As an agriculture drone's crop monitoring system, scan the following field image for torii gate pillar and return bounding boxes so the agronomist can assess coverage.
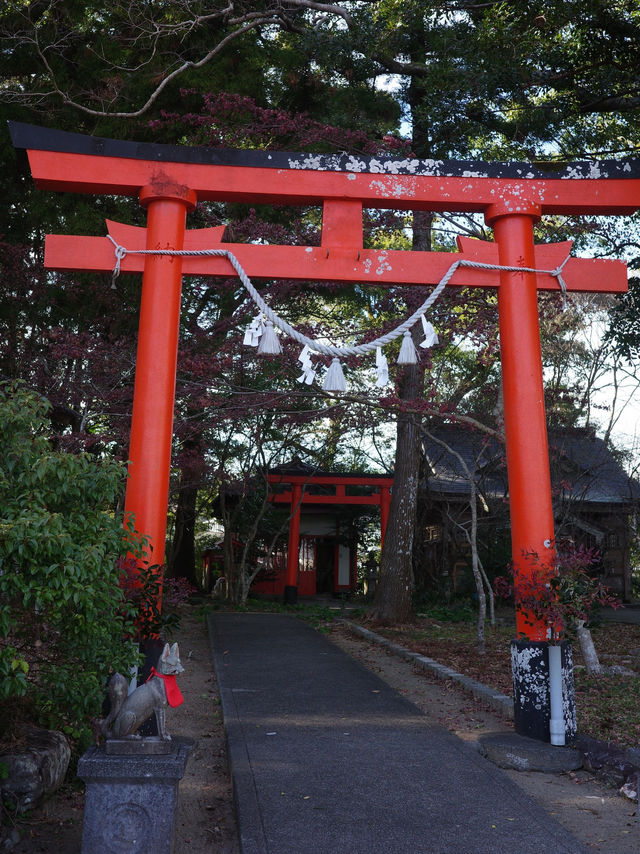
[486,202,556,640]
[124,184,196,570]
[284,484,303,604]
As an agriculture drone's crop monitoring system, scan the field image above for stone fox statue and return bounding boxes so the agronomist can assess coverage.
[97,642,184,741]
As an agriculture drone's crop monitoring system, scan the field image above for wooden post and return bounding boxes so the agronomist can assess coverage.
[485,202,556,641]
[284,484,302,604]
[380,486,391,552]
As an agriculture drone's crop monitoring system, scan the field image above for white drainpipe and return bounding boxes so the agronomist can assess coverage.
[548,644,565,746]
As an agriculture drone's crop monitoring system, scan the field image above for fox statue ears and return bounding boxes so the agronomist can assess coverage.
[161,642,179,660]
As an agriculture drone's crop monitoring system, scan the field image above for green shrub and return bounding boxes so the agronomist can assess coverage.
[0,382,141,747]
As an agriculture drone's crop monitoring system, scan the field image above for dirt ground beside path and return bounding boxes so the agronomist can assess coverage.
[5,607,638,853]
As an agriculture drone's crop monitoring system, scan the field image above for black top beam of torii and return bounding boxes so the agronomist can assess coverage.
[9,120,640,181]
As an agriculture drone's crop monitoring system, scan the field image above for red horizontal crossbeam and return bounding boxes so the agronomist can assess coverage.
[24,148,640,216]
[44,221,627,292]
[268,473,393,506]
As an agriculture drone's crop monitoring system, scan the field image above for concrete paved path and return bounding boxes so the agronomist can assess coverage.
[208,612,587,854]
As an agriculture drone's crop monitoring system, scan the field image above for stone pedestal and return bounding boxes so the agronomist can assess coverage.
[77,737,192,854]
[510,639,576,743]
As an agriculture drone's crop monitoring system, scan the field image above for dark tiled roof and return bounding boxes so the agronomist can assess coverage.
[549,431,640,504]
[423,426,640,506]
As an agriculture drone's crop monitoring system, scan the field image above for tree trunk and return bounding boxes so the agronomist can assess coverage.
[468,474,486,654]
[371,376,424,622]
[425,427,490,651]
[168,476,199,586]
[576,621,604,676]
[372,211,432,623]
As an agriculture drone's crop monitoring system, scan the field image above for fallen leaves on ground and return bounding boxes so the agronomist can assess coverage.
[360,612,640,748]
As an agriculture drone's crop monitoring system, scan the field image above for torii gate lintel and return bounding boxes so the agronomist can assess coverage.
[45,216,625,292]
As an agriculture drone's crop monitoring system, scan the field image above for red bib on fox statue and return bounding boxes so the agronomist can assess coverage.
[147,667,184,708]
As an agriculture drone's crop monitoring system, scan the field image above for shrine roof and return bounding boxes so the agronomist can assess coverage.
[425,425,640,509]
[9,121,640,181]
[269,459,391,479]
[268,460,392,489]
[424,425,640,506]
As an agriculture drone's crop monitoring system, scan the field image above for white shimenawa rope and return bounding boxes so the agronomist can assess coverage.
[107,234,571,391]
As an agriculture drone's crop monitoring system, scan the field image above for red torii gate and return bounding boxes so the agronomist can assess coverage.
[10,123,635,640]
[268,470,393,600]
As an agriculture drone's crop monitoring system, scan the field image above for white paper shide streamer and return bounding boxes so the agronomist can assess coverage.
[243,314,264,347]
[297,346,316,385]
[375,347,389,388]
[420,316,438,348]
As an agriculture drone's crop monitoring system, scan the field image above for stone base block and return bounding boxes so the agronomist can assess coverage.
[77,737,192,854]
[105,737,173,756]
[284,585,298,605]
[510,639,576,744]
[478,731,582,773]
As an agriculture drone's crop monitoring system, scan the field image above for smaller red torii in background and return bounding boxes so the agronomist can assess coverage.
[268,471,393,602]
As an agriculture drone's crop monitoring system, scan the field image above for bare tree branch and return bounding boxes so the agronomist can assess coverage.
[284,0,352,26]
[424,427,493,651]
[1,0,353,119]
